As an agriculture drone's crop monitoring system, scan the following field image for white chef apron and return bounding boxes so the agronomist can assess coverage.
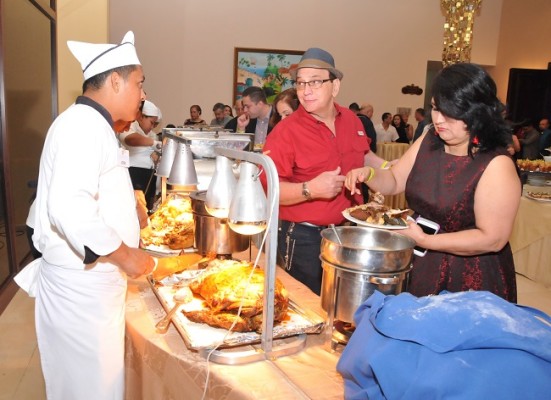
[35,259,127,400]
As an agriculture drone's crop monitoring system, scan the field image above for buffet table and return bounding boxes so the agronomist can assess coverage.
[124,264,344,400]
[510,185,551,288]
[375,142,410,209]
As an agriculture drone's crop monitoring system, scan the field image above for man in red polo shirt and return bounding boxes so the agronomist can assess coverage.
[263,48,387,294]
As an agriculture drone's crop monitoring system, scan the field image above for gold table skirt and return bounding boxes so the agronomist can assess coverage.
[124,264,343,399]
[375,142,410,209]
[510,185,551,288]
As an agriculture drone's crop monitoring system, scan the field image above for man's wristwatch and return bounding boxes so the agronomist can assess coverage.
[302,182,312,201]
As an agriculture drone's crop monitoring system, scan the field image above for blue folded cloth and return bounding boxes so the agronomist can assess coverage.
[337,290,551,400]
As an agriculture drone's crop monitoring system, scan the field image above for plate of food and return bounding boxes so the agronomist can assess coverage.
[342,202,413,230]
[524,191,551,202]
[141,196,195,254]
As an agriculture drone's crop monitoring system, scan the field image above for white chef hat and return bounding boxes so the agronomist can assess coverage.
[67,31,141,81]
[142,100,160,118]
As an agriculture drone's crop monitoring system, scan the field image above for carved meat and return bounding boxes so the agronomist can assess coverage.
[183,261,289,332]
[348,202,412,226]
[141,196,194,249]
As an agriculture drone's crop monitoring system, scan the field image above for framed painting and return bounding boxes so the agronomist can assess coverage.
[233,47,304,104]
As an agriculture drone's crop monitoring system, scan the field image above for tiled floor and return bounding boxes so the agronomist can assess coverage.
[0,274,550,400]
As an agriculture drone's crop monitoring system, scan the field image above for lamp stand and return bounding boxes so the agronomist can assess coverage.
[200,148,306,365]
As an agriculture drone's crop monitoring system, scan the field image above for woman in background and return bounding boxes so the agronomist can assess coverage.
[346,63,520,302]
[224,104,234,118]
[183,105,206,126]
[269,88,299,128]
[392,114,410,143]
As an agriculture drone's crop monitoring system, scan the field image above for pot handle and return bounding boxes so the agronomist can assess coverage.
[368,275,400,285]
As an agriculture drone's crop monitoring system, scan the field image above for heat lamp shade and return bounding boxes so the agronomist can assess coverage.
[156,137,178,178]
[228,162,267,235]
[205,155,237,219]
[167,142,198,186]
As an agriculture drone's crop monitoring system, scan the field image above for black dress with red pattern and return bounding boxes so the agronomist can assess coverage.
[405,132,517,302]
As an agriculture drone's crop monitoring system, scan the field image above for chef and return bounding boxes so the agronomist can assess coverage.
[119,99,162,211]
[15,31,155,399]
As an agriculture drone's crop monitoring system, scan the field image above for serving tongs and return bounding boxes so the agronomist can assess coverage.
[171,257,213,288]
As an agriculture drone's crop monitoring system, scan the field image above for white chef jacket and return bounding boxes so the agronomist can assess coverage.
[28,96,140,400]
[118,120,157,169]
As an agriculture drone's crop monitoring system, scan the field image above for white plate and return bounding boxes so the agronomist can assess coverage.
[342,210,408,230]
[143,244,183,255]
[524,192,551,203]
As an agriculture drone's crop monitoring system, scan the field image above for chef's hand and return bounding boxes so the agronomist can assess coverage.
[152,140,162,151]
[308,167,345,200]
[236,113,250,132]
[106,242,155,279]
[345,166,371,195]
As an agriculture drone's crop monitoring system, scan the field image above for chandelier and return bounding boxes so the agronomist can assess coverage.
[441,0,483,66]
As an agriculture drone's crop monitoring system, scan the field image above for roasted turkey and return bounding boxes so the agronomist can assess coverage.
[183,260,289,332]
[141,196,195,249]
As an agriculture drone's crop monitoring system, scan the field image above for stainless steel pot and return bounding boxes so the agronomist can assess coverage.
[190,190,249,255]
[320,226,415,323]
[320,226,415,273]
[321,259,411,323]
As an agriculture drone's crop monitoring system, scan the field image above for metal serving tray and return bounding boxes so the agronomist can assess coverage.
[162,128,253,159]
[147,271,325,351]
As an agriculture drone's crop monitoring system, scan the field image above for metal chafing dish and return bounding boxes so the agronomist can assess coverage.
[320,226,415,348]
[162,127,254,159]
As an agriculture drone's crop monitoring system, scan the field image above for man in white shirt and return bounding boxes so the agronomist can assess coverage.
[375,112,399,143]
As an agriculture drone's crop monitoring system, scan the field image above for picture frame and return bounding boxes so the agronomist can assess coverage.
[233,47,304,104]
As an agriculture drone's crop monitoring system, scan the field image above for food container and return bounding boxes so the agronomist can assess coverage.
[175,130,253,159]
[190,190,249,255]
[320,226,414,323]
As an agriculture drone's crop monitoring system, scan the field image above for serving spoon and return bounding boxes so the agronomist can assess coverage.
[155,288,192,334]
[329,224,343,245]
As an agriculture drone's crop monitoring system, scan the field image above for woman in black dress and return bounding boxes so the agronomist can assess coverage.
[345,63,520,302]
[392,114,410,143]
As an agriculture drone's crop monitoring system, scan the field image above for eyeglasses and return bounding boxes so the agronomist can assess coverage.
[294,79,334,90]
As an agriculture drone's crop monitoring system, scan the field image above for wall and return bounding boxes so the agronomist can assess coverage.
[108,0,502,127]
[491,0,551,106]
[3,0,53,228]
[57,0,109,111]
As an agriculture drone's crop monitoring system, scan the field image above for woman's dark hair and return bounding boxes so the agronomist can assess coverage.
[224,104,234,117]
[190,104,202,115]
[269,88,299,128]
[431,63,510,157]
[392,114,406,128]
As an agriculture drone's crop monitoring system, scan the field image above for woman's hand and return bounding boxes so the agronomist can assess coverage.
[344,166,371,195]
[398,218,427,247]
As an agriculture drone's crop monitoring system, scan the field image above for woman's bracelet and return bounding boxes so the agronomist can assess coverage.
[380,160,389,169]
[365,167,375,183]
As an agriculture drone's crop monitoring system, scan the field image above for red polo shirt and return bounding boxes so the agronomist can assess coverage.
[263,103,369,226]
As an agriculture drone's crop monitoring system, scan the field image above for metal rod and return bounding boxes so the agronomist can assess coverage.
[215,147,279,355]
